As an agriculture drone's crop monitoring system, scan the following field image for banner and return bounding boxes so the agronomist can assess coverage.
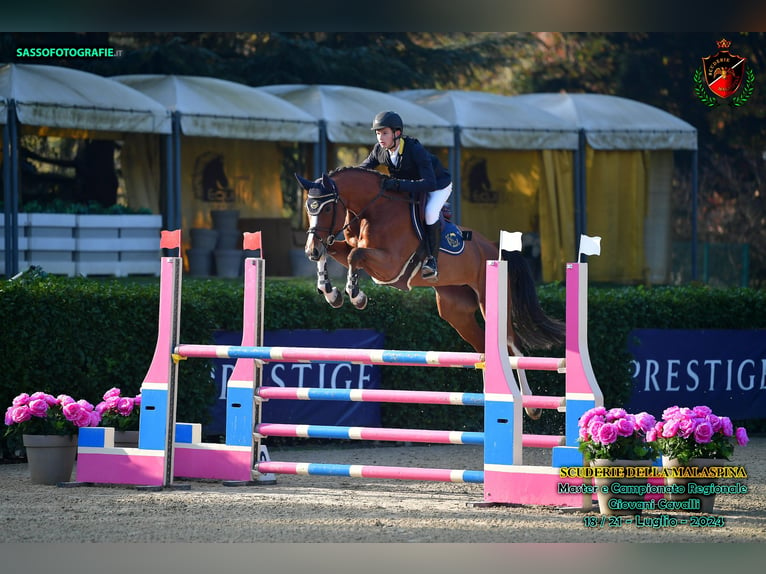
[207,329,384,435]
[626,329,766,419]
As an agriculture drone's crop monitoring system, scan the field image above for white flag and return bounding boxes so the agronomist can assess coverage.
[579,234,601,261]
[499,230,523,254]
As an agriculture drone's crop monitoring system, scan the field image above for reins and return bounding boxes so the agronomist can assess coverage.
[307,173,418,247]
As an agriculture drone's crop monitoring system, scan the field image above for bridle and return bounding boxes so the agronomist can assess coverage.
[304,174,393,251]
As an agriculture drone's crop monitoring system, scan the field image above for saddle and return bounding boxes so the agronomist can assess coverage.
[409,196,467,256]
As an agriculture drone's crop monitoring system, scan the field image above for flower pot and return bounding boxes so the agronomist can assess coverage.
[215,249,243,278]
[210,209,240,231]
[592,458,653,516]
[189,228,219,251]
[22,434,78,485]
[187,248,214,277]
[662,456,719,513]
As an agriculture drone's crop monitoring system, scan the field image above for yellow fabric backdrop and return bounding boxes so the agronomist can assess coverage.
[539,150,575,282]
[180,137,284,230]
[585,149,649,283]
[460,149,574,282]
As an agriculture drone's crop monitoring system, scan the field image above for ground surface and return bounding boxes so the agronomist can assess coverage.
[0,438,763,543]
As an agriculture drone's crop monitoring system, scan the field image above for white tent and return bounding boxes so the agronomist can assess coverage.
[395,89,579,150]
[258,84,454,176]
[112,74,318,142]
[1,64,171,133]
[1,63,172,277]
[394,89,580,230]
[510,93,697,150]
[111,75,324,275]
[511,93,698,283]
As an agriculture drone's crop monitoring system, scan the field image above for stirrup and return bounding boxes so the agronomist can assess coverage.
[422,258,438,280]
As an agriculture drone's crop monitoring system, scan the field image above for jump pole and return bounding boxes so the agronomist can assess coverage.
[173,237,603,508]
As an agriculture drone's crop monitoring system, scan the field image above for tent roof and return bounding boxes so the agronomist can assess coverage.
[0,64,171,134]
[258,84,454,147]
[511,93,698,150]
[394,89,579,150]
[111,75,318,142]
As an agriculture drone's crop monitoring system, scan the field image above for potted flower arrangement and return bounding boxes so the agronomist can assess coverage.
[3,392,100,484]
[653,405,749,513]
[577,406,660,516]
[95,387,141,447]
[653,405,749,465]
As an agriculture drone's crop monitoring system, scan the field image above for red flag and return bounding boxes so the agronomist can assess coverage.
[160,229,181,250]
[243,231,262,255]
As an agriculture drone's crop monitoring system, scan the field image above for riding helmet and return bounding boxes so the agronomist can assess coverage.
[371,111,403,132]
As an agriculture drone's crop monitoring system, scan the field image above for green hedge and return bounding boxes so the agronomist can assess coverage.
[2,268,765,457]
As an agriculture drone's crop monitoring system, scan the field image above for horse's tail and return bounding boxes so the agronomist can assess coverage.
[501,250,566,351]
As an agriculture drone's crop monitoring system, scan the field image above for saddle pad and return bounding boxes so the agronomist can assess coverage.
[409,201,465,256]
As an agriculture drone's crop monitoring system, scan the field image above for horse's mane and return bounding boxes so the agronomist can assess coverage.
[327,166,386,180]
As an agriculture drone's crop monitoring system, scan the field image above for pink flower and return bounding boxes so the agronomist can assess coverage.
[634,412,656,433]
[661,406,681,420]
[57,394,75,406]
[104,395,120,410]
[10,405,31,424]
[27,398,50,418]
[116,397,134,417]
[693,421,713,443]
[95,402,109,415]
[89,411,102,427]
[133,395,141,407]
[605,408,627,422]
[645,428,657,442]
[103,387,122,400]
[661,419,680,438]
[720,417,734,437]
[735,427,749,447]
[677,417,696,439]
[62,401,84,423]
[4,407,13,426]
[615,417,635,437]
[597,423,618,445]
[692,405,712,417]
[12,393,30,407]
[578,406,606,430]
[707,414,721,433]
[588,420,604,441]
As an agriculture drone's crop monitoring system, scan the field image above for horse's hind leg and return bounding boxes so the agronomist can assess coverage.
[433,285,486,353]
[440,285,542,420]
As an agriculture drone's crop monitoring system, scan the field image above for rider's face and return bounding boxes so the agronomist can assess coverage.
[375,127,398,150]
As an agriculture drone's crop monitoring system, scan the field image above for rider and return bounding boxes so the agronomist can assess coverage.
[358,111,452,281]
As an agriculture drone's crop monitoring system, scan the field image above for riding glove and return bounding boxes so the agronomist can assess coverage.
[382,178,400,191]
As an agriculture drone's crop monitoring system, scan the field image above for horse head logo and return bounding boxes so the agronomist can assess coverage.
[193,152,234,202]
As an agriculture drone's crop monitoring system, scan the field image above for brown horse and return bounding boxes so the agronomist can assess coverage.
[295,167,565,414]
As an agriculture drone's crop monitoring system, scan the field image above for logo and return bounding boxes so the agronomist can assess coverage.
[693,38,755,108]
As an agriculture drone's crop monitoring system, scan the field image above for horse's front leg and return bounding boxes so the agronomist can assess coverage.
[315,254,343,308]
[345,267,368,310]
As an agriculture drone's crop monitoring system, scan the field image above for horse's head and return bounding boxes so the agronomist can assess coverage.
[295,172,343,261]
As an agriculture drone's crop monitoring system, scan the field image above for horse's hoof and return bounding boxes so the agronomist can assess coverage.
[326,288,344,308]
[525,408,543,420]
[351,292,368,310]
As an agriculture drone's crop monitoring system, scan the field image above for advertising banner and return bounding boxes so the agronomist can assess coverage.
[207,329,384,435]
[626,329,766,420]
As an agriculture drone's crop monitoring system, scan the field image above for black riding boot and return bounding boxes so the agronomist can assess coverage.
[422,222,441,281]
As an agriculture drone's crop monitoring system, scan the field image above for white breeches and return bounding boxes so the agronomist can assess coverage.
[425,183,452,225]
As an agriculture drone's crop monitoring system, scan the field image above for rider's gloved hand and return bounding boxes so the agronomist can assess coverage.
[382,178,400,191]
